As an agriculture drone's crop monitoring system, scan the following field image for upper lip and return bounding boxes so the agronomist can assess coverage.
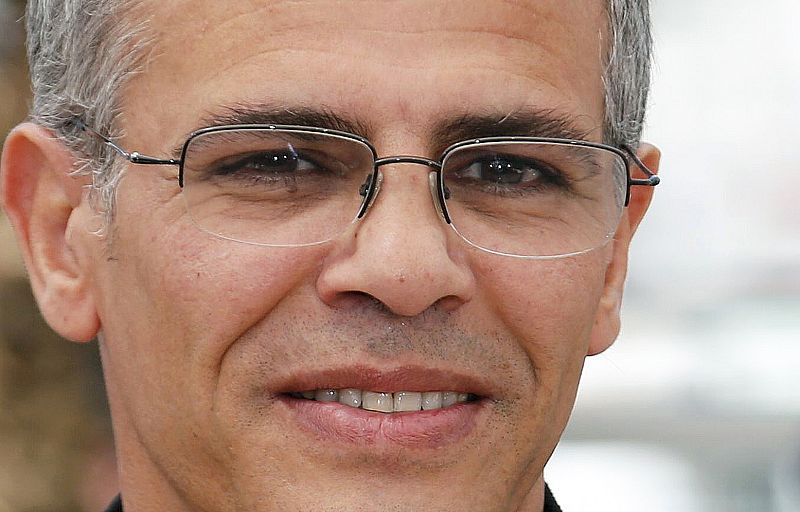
[273,364,498,399]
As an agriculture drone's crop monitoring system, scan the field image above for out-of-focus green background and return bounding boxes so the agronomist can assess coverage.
[1,1,798,511]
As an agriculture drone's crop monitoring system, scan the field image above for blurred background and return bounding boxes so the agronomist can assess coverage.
[1,1,119,511]
[1,0,798,511]
[548,1,800,511]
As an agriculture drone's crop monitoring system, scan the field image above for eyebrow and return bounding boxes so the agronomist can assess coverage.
[173,103,593,157]
[430,109,594,154]
[171,103,372,157]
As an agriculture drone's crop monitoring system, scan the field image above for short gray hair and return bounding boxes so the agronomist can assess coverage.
[25,0,652,219]
[605,0,653,149]
[25,0,151,219]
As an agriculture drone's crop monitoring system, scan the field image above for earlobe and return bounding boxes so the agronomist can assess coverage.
[587,143,660,355]
[1,123,100,342]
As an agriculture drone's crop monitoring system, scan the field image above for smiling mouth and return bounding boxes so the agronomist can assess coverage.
[274,366,492,447]
[287,389,480,413]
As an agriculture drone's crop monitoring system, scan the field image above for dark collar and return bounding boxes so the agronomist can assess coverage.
[105,486,562,511]
[103,495,122,512]
[544,483,563,512]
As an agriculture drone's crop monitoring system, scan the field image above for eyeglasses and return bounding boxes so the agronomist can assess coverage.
[75,120,659,259]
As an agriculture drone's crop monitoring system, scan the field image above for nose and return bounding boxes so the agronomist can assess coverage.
[317,165,475,317]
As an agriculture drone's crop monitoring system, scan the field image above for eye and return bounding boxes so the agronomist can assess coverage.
[453,155,565,189]
[212,147,321,178]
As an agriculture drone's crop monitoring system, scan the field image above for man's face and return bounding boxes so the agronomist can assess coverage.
[70,1,637,510]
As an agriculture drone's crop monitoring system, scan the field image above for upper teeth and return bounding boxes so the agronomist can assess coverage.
[293,389,474,413]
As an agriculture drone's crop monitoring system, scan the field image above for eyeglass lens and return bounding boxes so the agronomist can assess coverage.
[180,128,628,256]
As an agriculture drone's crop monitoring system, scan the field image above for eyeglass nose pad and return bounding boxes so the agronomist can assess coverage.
[428,171,449,222]
[357,170,384,218]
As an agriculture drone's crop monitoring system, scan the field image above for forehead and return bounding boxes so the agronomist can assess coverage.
[123,0,607,146]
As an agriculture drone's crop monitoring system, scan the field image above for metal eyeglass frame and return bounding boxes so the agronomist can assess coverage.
[73,118,660,252]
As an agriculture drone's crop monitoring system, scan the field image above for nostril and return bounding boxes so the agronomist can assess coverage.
[434,295,467,313]
[325,291,395,315]
[321,284,467,319]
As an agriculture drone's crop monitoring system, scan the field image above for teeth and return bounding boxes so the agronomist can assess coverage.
[421,391,443,410]
[314,389,338,402]
[293,389,476,413]
[362,391,393,413]
[338,388,362,408]
[394,392,422,412]
[441,391,458,407]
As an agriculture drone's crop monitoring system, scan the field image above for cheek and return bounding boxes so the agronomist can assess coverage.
[132,239,322,358]
[103,174,316,345]
[473,251,608,378]
[488,254,604,328]
[95,182,327,392]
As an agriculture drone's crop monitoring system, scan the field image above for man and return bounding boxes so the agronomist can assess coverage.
[1,0,660,510]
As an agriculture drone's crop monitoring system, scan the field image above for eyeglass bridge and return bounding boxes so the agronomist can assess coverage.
[357,156,452,222]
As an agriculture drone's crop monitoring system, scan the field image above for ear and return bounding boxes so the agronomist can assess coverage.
[587,143,660,355]
[1,123,101,342]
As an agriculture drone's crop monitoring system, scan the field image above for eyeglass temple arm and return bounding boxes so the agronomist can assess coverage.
[622,145,660,188]
[72,118,181,166]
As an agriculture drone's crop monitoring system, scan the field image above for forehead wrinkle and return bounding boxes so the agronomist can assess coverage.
[361,0,606,58]
[181,41,587,122]
[159,0,601,69]
[190,55,582,130]
[151,0,605,87]
[174,32,564,80]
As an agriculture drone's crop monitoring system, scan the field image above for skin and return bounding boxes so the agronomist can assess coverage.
[1,1,659,511]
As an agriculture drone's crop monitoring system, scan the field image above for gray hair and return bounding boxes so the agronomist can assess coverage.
[605,0,653,149]
[25,0,652,220]
[25,0,151,219]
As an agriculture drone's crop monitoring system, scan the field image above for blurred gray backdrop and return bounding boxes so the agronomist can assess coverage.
[1,0,798,511]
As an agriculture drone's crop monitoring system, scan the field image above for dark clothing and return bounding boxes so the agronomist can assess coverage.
[105,485,562,511]
[544,484,563,512]
[104,495,122,512]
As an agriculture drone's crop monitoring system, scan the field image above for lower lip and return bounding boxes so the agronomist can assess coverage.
[279,396,485,448]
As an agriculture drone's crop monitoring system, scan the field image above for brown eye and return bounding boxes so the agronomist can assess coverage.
[211,149,319,178]
[452,155,564,189]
